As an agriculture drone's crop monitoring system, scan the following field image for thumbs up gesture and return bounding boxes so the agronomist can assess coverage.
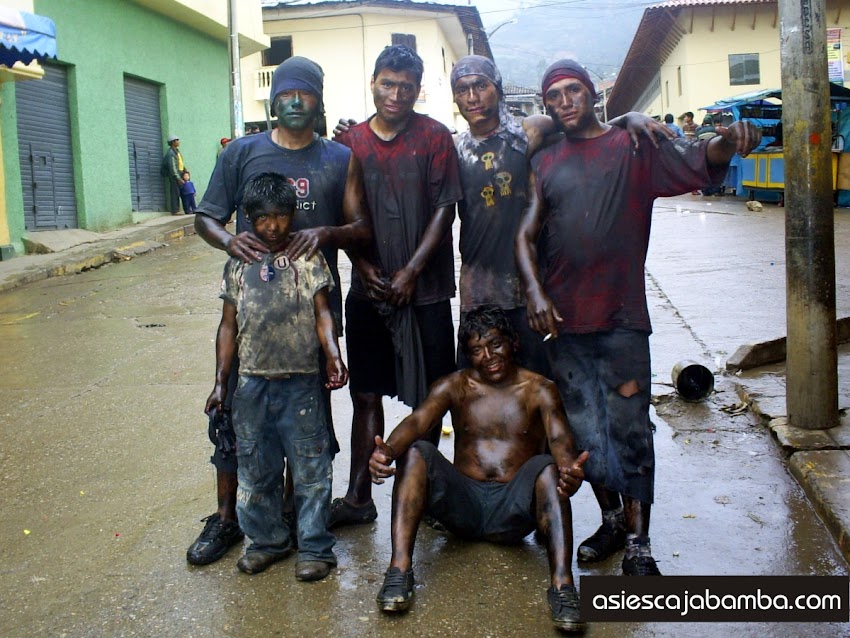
[557,450,589,497]
[369,435,397,485]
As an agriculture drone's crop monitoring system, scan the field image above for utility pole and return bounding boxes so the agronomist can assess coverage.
[227,0,244,140]
[779,0,838,429]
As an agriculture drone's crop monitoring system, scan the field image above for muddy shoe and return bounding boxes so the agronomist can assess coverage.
[328,497,377,529]
[577,520,626,563]
[622,554,662,576]
[622,537,661,576]
[295,560,333,582]
[547,585,586,633]
[237,547,294,575]
[186,513,243,566]
[376,567,415,612]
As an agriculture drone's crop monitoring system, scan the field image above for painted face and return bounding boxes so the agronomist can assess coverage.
[453,74,499,132]
[466,328,517,384]
[274,89,320,131]
[251,203,293,252]
[371,68,419,125]
[544,77,596,137]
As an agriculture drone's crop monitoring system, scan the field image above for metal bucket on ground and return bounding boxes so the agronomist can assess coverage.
[671,360,715,401]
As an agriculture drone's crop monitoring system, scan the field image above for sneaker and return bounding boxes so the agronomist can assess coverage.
[186,513,244,566]
[622,554,662,575]
[376,567,415,612]
[622,537,661,575]
[577,520,626,563]
[328,497,378,529]
[547,585,586,633]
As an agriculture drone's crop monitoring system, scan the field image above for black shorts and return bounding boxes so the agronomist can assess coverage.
[345,294,455,397]
[412,440,554,543]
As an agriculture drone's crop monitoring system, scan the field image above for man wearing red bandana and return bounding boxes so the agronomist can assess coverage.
[516,59,761,576]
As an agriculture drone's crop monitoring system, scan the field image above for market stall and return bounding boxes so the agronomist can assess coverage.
[700,83,850,204]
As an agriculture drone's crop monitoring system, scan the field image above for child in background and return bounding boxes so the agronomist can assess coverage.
[179,170,196,214]
[204,171,347,581]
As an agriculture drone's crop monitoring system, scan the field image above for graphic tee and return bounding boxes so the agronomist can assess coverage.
[198,132,350,324]
[219,250,333,377]
[456,130,529,312]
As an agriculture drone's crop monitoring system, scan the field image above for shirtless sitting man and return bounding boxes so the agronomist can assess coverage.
[368,307,590,633]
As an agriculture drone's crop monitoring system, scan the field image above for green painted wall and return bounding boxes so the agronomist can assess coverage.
[6,0,232,237]
[3,80,25,252]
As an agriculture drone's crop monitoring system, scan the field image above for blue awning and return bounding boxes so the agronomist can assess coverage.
[0,7,56,67]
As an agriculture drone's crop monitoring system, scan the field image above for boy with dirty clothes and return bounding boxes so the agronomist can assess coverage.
[204,171,347,582]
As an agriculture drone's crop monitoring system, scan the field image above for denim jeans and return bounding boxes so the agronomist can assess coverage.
[232,374,336,564]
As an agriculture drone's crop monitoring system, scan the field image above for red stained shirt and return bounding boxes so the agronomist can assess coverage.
[531,127,724,334]
[336,113,463,305]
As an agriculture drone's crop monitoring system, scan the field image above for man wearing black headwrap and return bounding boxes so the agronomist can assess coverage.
[516,58,761,577]
[187,56,371,580]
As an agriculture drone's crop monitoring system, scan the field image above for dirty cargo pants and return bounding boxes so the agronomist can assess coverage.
[232,374,336,564]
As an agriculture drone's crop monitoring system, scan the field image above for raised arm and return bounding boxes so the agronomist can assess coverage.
[515,171,563,337]
[368,375,456,483]
[706,120,762,165]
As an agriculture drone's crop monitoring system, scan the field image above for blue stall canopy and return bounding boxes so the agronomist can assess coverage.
[0,7,56,67]
[700,83,850,112]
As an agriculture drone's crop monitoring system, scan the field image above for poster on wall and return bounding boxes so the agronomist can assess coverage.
[828,28,844,85]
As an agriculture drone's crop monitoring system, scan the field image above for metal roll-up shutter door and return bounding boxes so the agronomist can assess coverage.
[124,77,165,212]
[16,63,77,230]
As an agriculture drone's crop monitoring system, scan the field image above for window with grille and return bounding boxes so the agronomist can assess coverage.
[729,53,760,86]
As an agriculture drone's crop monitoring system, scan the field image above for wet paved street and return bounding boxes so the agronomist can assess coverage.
[1,197,848,637]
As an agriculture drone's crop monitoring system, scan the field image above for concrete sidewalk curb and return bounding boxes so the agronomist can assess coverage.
[0,217,196,293]
[736,378,850,564]
[788,450,850,562]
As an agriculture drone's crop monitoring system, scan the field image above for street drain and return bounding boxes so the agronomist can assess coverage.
[139,323,165,328]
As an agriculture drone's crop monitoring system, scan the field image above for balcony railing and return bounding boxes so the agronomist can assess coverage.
[255,67,274,102]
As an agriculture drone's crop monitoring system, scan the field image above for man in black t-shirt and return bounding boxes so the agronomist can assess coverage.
[186,56,370,572]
